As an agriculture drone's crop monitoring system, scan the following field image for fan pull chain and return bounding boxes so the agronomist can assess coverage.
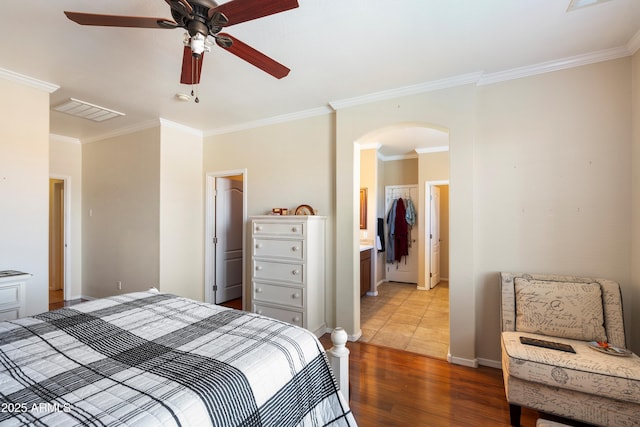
[191,56,200,103]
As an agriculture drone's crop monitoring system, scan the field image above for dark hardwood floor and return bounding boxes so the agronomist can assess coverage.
[48,289,87,311]
[219,297,243,310]
[319,335,593,427]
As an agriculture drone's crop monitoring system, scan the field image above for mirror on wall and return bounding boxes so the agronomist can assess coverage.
[359,188,367,229]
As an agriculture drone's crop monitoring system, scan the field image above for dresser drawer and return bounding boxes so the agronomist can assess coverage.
[253,238,304,260]
[253,282,304,308]
[0,308,19,321]
[253,304,303,327]
[253,221,304,237]
[253,261,304,284]
[0,284,20,306]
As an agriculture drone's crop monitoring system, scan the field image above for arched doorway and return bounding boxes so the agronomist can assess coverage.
[355,123,451,359]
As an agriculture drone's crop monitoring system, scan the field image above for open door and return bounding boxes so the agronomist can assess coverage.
[429,185,441,288]
[213,176,244,304]
[49,179,65,303]
[425,181,449,289]
[385,185,419,284]
[205,175,246,308]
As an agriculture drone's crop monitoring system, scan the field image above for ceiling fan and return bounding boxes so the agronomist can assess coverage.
[64,0,299,94]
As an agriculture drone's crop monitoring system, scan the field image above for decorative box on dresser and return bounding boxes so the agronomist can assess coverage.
[0,271,31,321]
[250,215,326,337]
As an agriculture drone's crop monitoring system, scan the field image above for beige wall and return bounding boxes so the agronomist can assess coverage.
[203,114,336,322]
[359,149,377,244]
[632,49,640,351]
[0,78,51,316]
[50,135,82,299]
[82,122,204,301]
[82,127,162,298]
[159,121,203,301]
[475,58,632,359]
[384,158,418,186]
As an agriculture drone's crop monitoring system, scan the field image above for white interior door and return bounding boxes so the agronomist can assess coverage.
[385,185,419,284]
[429,185,441,288]
[214,177,243,303]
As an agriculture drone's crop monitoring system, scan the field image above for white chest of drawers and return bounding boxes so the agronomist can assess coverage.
[250,215,326,336]
[0,271,30,321]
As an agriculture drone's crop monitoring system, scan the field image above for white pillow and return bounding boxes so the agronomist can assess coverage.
[514,278,606,342]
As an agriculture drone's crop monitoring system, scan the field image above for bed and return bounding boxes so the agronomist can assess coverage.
[0,290,356,426]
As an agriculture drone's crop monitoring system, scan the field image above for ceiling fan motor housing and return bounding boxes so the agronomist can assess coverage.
[170,0,222,57]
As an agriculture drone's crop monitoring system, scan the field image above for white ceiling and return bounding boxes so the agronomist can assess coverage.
[1,0,639,156]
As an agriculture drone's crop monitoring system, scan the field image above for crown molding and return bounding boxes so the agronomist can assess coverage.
[205,106,333,136]
[381,153,418,162]
[628,29,640,55]
[358,142,381,151]
[328,44,635,109]
[0,67,59,93]
[478,46,631,86]
[159,118,203,137]
[49,133,81,145]
[329,72,483,111]
[415,146,449,154]
[81,119,160,144]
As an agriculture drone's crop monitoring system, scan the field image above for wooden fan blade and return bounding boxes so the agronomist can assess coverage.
[208,0,299,27]
[180,46,205,85]
[216,33,290,79]
[64,11,176,29]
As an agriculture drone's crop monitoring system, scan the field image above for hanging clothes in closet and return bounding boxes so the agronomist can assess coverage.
[404,197,416,247]
[386,197,410,264]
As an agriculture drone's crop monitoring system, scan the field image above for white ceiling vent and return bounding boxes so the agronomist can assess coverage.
[567,0,612,11]
[52,98,125,122]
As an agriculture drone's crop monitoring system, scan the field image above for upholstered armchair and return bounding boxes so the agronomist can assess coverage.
[500,272,640,427]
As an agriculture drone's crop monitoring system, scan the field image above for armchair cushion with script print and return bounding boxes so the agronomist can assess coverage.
[514,278,607,342]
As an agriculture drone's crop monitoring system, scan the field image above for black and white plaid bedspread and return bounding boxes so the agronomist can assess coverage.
[0,291,356,426]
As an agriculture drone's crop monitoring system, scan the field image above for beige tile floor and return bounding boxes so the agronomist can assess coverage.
[360,281,450,360]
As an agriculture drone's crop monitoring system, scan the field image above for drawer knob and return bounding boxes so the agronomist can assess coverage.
[255,265,263,271]
[255,288,263,293]
[291,246,299,252]
[292,269,300,275]
[293,316,300,322]
[292,293,300,299]
[255,243,262,249]
[256,226,263,231]
[291,227,298,232]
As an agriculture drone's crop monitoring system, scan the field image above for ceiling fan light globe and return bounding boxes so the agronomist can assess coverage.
[190,32,206,56]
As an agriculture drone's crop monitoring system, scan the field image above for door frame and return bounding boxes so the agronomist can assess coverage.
[423,180,449,290]
[204,169,248,307]
[49,174,71,301]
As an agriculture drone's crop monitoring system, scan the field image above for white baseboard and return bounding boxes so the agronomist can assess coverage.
[348,329,362,342]
[477,358,502,369]
[448,354,479,368]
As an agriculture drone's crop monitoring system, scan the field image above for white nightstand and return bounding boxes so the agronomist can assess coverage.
[0,271,31,320]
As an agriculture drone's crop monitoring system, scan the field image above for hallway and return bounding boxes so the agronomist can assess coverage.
[360,281,449,360]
